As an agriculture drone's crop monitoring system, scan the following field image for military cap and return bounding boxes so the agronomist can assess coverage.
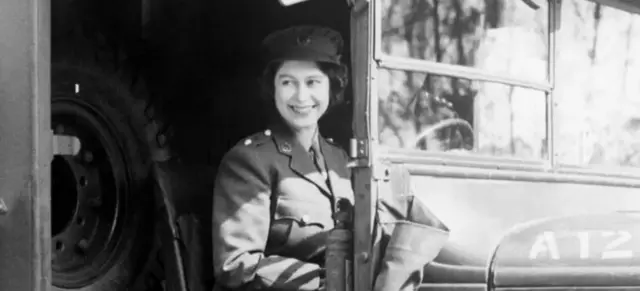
[262,25,344,65]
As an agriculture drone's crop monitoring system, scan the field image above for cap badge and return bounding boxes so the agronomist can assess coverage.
[297,35,312,46]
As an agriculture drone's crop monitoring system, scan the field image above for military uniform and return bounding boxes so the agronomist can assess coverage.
[212,123,354,291]
[212,25,351,291]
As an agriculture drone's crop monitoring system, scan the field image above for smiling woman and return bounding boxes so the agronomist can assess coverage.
[211,26,354,291]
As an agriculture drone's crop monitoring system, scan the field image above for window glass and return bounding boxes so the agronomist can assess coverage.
[554,1,640,167]
[379,0,549,82]
[378,68,548,159]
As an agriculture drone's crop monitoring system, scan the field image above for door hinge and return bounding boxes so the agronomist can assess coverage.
[349,138,368,159]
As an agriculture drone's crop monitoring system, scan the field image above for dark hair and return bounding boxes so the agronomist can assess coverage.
[259,61,349,123]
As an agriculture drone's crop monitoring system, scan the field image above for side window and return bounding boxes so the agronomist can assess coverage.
[377,0,550,159]
[554,1,640,167]
[380,0,549,82]
[378,70,548,159]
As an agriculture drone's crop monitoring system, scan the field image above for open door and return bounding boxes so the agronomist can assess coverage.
[349,0,454,290]
[347,1,376,291]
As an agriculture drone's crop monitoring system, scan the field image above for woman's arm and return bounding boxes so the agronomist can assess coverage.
[212,145,324,291]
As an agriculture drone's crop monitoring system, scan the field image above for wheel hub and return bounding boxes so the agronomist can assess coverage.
[51,99,129,288]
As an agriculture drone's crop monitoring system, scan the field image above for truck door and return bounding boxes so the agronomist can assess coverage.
[347,2,376,291]
[0,1,51,291]
[350,0,640,291]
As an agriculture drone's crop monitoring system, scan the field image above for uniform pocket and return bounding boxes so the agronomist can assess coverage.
[268,197,334,260]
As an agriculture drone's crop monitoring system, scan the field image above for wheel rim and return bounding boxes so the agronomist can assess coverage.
[51,97,131,288]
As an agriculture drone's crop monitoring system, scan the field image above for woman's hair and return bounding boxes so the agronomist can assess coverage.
[259,61,349,123]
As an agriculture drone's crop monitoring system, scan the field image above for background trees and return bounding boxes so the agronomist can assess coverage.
[378,0,640,167]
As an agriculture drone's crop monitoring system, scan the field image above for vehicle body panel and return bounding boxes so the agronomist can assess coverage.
[0,0,51,291]
[492,211,640,287]
[412,176,640,268]
[401,170,640,288]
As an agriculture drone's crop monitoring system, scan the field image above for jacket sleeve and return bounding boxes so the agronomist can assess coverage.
[212,145,323,291]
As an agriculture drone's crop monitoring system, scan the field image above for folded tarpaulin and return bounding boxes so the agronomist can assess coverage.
[370,166,450,291]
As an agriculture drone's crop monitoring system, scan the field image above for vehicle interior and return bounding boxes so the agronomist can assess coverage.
[41,0,640,290]
[170,1,354,288]
[49,0,353,290]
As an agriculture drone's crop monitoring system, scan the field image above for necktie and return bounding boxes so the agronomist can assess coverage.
[310,144,328,181]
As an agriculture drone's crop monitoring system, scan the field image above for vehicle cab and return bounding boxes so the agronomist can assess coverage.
[1,0,640,291]
[343,0,640,290]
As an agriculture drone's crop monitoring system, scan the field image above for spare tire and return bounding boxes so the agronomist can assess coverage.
[51,62,165,291]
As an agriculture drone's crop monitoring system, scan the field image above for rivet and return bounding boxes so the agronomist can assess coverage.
[357,252,369,262]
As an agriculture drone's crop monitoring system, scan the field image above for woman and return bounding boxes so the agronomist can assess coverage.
[212,25,354,291]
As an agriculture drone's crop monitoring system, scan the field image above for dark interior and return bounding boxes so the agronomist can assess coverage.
[51,2,353,287]
[52,0,353,168]
[192,0,354,167]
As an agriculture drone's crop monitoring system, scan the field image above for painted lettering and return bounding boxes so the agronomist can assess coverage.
[529,231,560,260]
[576,231,589,259]
[529,230,634,260]
[601,231,633,260]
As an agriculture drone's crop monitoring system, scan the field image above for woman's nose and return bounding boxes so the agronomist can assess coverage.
[293,84,311,101]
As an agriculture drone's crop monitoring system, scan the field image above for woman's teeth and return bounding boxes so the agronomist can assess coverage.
[290,105,316,114]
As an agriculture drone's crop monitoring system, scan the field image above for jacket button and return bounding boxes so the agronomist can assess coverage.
[300,215,310,225]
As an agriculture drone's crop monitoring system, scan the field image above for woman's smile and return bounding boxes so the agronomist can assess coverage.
[274,60,331,131]
[289,104,318,115]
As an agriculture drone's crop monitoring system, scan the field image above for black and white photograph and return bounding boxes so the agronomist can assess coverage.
[1,0,640,291]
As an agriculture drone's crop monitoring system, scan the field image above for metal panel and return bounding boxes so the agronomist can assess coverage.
[377,56,553,92]
[350,2,376,291]
[0,0,51,291]
[409,174,640,282]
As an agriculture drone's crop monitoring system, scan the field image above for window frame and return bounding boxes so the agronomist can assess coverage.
[372,0,555,165]
[370,0,640,180]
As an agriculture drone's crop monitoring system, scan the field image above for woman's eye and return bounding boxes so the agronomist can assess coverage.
[307,79,321,86]
[281,80,293,86]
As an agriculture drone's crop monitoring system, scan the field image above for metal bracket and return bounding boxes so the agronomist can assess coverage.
[372,162,391,181]
[349,138,368,160]
[351,0,369,14]
[53,134,81,157]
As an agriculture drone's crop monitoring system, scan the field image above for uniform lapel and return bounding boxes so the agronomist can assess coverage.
[271,125,332,196]
[319,137,342,195]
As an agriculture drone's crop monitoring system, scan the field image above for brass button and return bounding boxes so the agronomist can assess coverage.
[300,215,310,225]
[281,143,292,153]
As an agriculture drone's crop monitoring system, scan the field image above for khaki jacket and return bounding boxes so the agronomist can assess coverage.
[212,125,354,291]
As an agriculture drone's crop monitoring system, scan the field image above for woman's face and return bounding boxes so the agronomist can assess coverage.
[273,60,330,132]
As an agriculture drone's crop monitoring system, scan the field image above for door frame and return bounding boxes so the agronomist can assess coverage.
[0,0,51,290]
